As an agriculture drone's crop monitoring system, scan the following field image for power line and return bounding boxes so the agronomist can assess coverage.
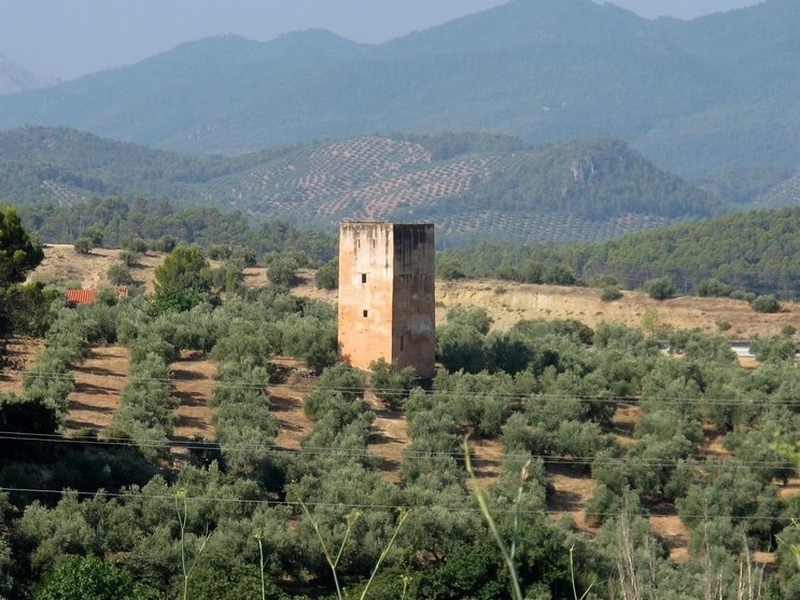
[11,370,800,408]
[0,431,795,473]
[0,485,794,522]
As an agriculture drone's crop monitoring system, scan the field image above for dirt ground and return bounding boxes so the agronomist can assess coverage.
[436,279,800,338]
[65,345,129,434]
[0,337,43,395]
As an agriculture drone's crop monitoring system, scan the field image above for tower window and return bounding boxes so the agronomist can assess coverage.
[362,310,368,318]
[361,273,367,284]
[400,335,404,352]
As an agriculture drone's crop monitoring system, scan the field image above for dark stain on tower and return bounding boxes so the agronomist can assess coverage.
[338,222,435,378]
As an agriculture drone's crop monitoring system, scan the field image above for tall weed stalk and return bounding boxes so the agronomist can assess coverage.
[298,498,408,600]
[463,437,595,600]
[175,488,212,600]
[463,436,526,600]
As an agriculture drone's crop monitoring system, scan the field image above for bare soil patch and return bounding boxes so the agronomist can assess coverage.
[65,345,129,434]
[0,336,43,395]
[547,463,597,532]
[365,391,409,482]
[436,279,800,338]
[171,351,217,445]
[270,358,315,451]
[470,438,505,487]
[648,503,691,563]
[611,402,640,448]
[31,244,164,292]
[779,477,800,500]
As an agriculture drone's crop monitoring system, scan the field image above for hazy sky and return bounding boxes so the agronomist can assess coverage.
[1,0,763,81]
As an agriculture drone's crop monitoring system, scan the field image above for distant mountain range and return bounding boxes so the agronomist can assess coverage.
[0,0,798,179]
[0,52,49,95]
[3,125,800,247]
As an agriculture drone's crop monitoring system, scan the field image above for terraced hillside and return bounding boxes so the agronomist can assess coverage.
[202,135,714,243]
[2,127,720,245]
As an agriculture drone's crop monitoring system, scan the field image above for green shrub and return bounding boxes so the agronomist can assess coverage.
[750,294,780,313]
[438,259,466,280]
[696,278,732,298]
[643,277,674,300]
[591,274,618,287]
[730,290,756,302]
[600,285,622,302]
[119,249,140,267]
[121,235,149,253]
[34,555,151,600]
[107,263,133,286]
[314,259,338,290]
[73,237,93,254]
[154,235,176,253]
[369,358,416,410]
[266,256,299,287]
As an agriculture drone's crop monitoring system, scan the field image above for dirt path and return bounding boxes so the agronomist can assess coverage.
[0,337,43,395]
[66,345,129,434]
[171,351,217,455]
[364,392,409,482]
[547,463,598,532]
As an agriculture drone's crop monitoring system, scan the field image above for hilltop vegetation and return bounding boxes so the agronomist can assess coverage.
[437,206,800,299]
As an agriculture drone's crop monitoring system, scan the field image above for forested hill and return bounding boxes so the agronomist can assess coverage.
[569,206,800,296]
[0,126,732,246]
[0,0,798,177]
[443,206,800,298]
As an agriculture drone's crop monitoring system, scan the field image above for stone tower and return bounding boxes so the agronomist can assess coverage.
[337,222,435,378]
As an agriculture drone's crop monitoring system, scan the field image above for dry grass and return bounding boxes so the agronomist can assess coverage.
[31,244,800,337]
[437,279,800,338]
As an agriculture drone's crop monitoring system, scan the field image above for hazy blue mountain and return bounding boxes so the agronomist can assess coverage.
[0,52,48,96]
[0,0,796,177]
[379,0,649,55]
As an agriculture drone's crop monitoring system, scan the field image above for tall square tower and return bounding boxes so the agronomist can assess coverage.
[338,222,435,378]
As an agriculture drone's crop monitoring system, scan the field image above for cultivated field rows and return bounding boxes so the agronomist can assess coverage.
[10,245,800,569]
[0,337,722,564]
[1,332,696,559]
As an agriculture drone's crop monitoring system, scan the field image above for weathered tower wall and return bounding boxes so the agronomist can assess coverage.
[390,224,435,377]
[337,222,435,378]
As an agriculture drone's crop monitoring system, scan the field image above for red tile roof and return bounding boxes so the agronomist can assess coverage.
[65,289,97,306]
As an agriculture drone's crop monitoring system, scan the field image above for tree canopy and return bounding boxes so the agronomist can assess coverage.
[0,205,43,284]
[153,244,211,296]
